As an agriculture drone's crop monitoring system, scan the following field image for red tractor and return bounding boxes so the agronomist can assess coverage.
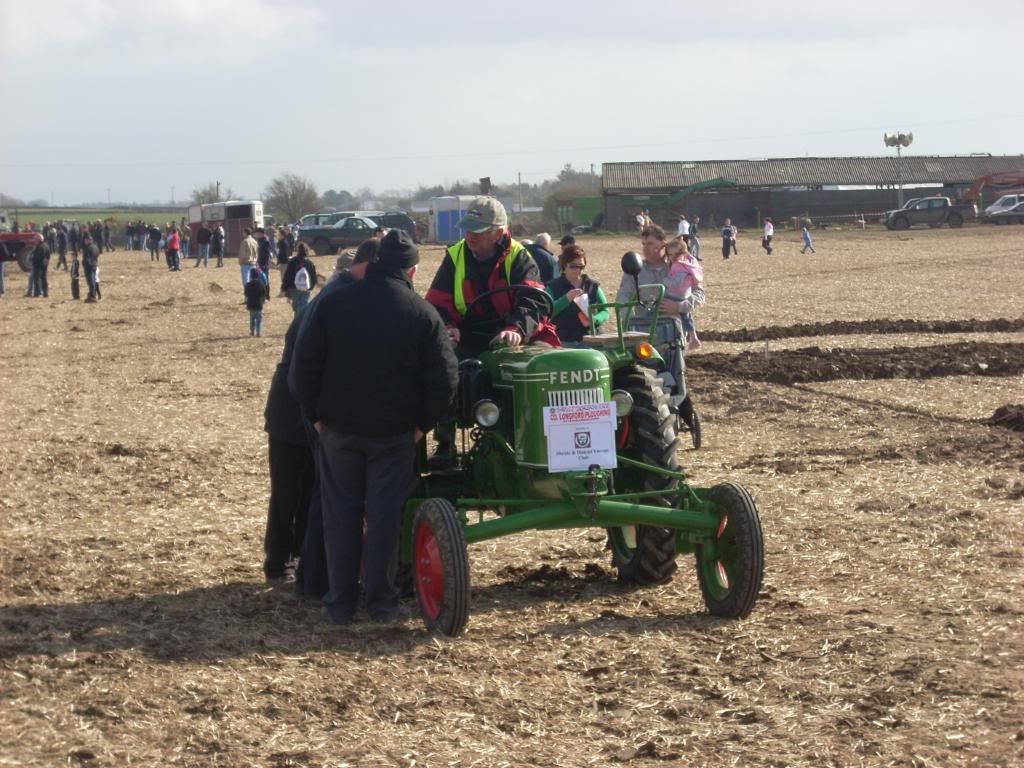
[0,231,43,272]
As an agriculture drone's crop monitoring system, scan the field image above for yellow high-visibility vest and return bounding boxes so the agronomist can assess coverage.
[448,239,524,316]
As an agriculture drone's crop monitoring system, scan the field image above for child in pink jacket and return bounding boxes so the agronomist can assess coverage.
[665,238,704,351]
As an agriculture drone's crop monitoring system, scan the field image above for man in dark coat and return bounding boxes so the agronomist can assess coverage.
[289,236,381,601]
[263,309,316,584]
[290,229,457,625]
[523,233,558,284]
[81,234,100,302]
[28,240,51,298]
[195,222,213,268]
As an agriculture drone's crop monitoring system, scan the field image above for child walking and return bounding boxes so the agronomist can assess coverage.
[801,223,816,254]
[244,267,266,337]
[665,238,704,351]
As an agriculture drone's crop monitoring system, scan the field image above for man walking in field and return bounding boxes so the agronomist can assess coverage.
[238,228,259,288]
[762,218,774,255]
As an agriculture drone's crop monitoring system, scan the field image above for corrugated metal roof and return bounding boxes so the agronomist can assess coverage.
[602,155,1024,191]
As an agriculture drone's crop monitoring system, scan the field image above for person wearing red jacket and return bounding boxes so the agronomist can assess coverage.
[425,196,556,356]
[424,196,558,462]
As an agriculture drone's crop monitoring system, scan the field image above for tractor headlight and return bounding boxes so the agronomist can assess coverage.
[474,399,501,428]
[610,390,634,417]
[635,342,655,361]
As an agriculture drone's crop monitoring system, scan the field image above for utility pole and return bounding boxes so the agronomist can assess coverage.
[171,186,176,205]
[106,188,111,206]
[50,190,54,206]
[216,180,221,201]
[518,172,524,213]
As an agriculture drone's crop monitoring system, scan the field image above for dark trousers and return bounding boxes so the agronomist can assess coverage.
[264,435,315,578]
[57,249,67,270]
[71,276,80,300]
[722,241,731,259]
[29,266,47,296]
[296,423,329,599]
[762,235,773,254]
[84,263,97,300]
[318,429,415,620]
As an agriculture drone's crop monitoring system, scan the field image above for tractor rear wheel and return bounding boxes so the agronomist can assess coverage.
[16,247,33,273]
[413,498,470,636]
[695,482,764,619]
[607,366,680,585]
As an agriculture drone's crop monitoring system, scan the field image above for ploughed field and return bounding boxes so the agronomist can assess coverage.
[1,225,1022,767]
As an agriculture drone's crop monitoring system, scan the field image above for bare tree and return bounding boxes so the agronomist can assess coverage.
[263,173,320,223]
[190,181,235,205]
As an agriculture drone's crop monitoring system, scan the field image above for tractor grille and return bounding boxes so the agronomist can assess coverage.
[547,388,604,407]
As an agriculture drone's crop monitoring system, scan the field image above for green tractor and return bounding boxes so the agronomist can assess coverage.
[403,253,764,636]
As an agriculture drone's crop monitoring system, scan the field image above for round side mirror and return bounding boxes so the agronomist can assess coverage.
[620,251,643,276]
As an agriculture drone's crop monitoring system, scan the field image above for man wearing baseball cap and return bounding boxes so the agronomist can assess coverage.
[425,195,555,354]
[424,195,558,462]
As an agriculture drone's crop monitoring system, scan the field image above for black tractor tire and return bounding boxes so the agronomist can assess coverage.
[947,213,963,228]
[312,238,333,256]
[678,395,702,450]
[16,247,33,273]
[413,498,470,637]
[695,482,764,619]
[607,366,680,585]
[892,216,910,231]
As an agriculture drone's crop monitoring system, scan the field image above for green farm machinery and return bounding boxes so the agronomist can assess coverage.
[404,253,764,636]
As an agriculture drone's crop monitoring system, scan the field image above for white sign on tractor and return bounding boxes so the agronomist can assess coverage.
[542,402,618,472]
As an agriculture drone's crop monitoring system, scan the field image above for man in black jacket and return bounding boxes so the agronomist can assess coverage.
[290,229,457,625]
[29,240,51,298]
[195,222,213,268]
[81,234,100,302]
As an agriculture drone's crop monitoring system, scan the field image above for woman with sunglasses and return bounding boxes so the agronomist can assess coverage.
[545,245,610,343]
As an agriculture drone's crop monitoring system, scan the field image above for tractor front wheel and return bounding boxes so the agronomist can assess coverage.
[678,395,702,450]
[413,498,470,637]
[607,366,680,585]
[695,482,764,618]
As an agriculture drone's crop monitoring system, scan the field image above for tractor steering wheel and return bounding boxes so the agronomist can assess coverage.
[462,284,555,342]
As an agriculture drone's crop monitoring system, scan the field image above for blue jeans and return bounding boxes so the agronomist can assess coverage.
[290,290,310,313]
[197,243,210,266]
[249,310,263,335]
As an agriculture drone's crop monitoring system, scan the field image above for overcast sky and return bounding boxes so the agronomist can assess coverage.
[1,0,1021,205]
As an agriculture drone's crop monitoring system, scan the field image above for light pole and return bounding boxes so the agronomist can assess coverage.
[883,131,914,207]
[106,188,111,206]
[171,186,176,205]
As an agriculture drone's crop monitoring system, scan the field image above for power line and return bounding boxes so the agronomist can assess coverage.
[3,113,1021,170]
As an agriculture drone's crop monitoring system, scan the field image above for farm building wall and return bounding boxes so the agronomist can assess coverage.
[604,186,976,230]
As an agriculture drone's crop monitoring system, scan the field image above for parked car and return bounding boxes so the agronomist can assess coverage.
[299,216,380,255]
[299,211,348,228]
[882,196,977,230]
[370,211,418,242]
[983,201,1024,225]
[983,193,1024,216]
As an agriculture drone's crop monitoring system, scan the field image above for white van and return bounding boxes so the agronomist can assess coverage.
[984,193,1024,215]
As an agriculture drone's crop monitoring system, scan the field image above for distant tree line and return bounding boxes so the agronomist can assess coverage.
[188,163,602,227]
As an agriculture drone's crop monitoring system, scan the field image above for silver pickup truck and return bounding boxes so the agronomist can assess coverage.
[882,196,977,230]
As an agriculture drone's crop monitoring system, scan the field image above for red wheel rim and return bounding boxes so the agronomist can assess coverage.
[414,522,445,620]
[617,416,630,449]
